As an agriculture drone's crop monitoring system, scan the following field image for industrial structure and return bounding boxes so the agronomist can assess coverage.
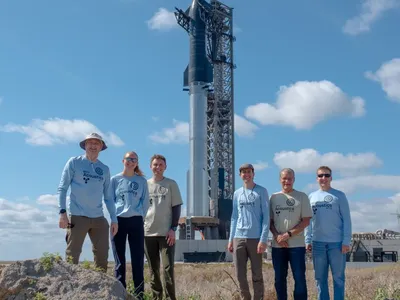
[174,0,235,260]
[347,229,399,262]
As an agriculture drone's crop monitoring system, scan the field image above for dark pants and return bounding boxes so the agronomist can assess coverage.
[111,216,145,300]
[144,237,176,300]
[272,246,307,300]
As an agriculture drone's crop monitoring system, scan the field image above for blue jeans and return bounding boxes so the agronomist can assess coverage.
[312,241,346,300]
[272,247,307,300]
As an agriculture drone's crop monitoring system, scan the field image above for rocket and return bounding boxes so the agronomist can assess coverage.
[175,0,213,217]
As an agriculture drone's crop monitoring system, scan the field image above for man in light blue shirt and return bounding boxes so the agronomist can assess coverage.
[227,163,270,300]
[58,133,118,272]
[305,166,352,300]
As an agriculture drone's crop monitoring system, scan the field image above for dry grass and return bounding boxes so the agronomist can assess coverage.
[105,262,400,300]
[1,261,399,299]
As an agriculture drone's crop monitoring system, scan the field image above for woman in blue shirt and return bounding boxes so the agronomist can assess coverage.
[109,151,149,300]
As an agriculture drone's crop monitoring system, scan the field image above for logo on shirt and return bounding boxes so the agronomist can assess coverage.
[82,170,104,182]
[149,198,153,205]
[312,206,318,214]
[313,202,332,210]
[286,198,295,206]
[275,204,294,213]
[239,200,255,209]
[324,195,333,203]
[95,167,103,176]
[158,186,167,195]
[248,193,256,201]
[130,181,139,190]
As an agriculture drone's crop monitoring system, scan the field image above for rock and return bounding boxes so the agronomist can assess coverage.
[0,258,136,300]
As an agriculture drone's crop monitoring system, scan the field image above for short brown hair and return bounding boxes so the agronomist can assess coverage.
[239,163,254,173]
[150,154,166,165]
[317,166,332,175]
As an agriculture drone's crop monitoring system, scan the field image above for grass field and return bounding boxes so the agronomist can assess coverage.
[1,260,399,299]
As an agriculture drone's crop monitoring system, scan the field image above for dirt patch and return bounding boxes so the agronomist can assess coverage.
[0,258,135,300]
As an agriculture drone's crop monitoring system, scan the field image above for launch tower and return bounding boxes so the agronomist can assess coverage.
[175,0,236,242]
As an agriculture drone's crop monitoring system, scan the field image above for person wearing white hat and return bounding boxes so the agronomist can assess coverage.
[57,132,118,272]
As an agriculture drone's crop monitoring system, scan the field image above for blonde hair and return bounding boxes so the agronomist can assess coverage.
[124,151,144,177]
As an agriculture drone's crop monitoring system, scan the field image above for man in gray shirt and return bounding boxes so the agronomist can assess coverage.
[269,168,312,300]
[144,154,183,300]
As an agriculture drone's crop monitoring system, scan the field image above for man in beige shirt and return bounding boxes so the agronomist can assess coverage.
[269,168,312,300]
[144,154,183,300]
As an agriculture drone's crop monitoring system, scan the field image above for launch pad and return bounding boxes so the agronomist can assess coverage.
[178,216,219,240]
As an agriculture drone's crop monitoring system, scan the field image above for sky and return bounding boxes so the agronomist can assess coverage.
[0,0,400,261]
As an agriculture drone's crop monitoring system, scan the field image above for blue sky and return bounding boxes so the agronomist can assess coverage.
[1,0,400,261]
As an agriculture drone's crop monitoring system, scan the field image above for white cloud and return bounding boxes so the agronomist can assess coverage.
[0,196,115,261]
[244,80,365,130]
[253,161,269,171]
[0,118,124,147]
[37,194,59,208]
[343,0,399,36]
[274,149,383,176]
[351,194,400,232]
[306,175,400,195]
[149,119,189,144]
[365,58,400,103]
[150,115,257,144]
[147,8,178,31]
[234,114,258,138]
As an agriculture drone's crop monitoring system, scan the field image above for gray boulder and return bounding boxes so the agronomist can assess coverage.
[0,257,135,300]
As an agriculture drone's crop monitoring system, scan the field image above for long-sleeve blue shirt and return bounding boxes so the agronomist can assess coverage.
[229,184,270,244]
[57,155,117,223]
[108,173,149,218]
[305,188,352,246]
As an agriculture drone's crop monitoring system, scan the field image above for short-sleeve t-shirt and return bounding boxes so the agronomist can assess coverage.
[144,177,183,237]
[270,189,313,248]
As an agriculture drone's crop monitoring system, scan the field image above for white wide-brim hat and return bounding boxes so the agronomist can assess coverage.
[79,133,108,151]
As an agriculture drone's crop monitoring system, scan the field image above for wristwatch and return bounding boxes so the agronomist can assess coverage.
[171,226,177,232]
[59,209,66,214]
[287,231,292,237]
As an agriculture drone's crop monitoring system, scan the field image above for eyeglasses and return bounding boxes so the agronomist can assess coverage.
[125,157,138,162]
[318,174,331,178]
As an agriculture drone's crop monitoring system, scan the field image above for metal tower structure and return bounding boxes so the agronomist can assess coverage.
[175,0,236,240]
[205,0,235,231]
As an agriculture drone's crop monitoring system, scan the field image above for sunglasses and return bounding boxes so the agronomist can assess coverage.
[125,157,138,162]
[67,223,75,229]
[318,173,331,178]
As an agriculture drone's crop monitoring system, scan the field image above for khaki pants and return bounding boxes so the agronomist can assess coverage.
[233,238,264,300]
[65,215,109,272]
[144,237,176,300]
